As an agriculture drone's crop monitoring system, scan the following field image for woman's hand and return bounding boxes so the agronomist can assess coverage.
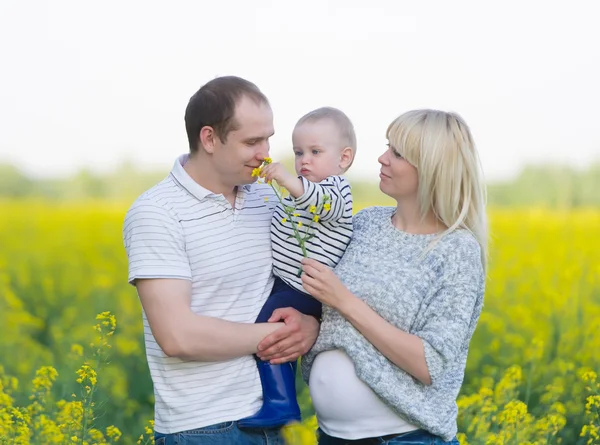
[301,258,353,310]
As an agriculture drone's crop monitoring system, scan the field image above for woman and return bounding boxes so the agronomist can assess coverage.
[299,109,487,444]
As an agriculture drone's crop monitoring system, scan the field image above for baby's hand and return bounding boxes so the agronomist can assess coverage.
[261,162,295,188]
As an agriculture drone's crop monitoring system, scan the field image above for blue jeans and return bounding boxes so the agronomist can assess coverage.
[154,421,285,445]
[317,428,460,445]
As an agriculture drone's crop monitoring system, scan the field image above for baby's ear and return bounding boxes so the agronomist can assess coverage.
[339,147,354,171]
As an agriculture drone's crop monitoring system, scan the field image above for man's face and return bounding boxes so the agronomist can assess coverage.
[213,96,274,186]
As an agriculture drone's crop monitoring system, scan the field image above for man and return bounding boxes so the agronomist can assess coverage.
[123,76,320,444]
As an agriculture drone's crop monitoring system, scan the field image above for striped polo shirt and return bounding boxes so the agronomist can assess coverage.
[123,154,276,434]
[271,175,353,292]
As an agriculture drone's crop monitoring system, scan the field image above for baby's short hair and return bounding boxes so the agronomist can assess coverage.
[295,107,357,170]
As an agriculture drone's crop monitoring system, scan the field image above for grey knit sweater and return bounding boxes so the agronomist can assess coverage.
[301,206,485,441]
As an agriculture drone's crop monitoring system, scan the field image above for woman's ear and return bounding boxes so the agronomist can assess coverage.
[339,147,354,171]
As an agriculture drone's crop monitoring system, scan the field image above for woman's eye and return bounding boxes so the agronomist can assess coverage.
[387,143,402,158]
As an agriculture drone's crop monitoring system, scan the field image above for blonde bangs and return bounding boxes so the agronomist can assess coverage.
[387,109,488,270]
[385,111,425,168]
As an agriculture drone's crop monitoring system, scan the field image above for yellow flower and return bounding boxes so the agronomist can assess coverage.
[293,213,300,217]
[263,157,272,164]
[263,197,269,202]
[106,425,122,441]
[309,205,317,214]
[281,218,287,224]
[313,215,319,223]
[323,203,331,211]
[252,167,261,177]
[297,222,303,228]
[70,344,84,357]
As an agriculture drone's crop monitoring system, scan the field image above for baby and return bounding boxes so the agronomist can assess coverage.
[239,107,356,429]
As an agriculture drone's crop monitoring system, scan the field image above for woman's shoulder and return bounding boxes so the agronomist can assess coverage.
[353,206,394,226]
[439,228,481,252]
[435,229,484,278]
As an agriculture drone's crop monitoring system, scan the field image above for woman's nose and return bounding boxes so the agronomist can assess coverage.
[378,151,388,165]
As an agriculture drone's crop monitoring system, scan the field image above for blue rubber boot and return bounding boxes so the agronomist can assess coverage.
[238,360,301,428]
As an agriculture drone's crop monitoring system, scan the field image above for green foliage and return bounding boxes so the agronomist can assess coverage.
[0,160,598,208]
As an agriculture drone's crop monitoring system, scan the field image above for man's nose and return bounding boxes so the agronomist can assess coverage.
[256,141,270,159]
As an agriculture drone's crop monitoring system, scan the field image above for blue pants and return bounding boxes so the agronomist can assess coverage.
[317,428,459,445]
[256,277,322,322]
[155,421,285,445]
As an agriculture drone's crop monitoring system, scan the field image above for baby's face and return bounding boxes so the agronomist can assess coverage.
[292,119,347,183]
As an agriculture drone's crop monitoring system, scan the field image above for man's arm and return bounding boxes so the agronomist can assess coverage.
[137,278,283,361]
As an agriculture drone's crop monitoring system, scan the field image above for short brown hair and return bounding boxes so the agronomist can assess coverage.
[185,76,269,153]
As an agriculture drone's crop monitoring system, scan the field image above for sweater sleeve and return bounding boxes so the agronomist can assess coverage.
[412,237,485,385]
[293,176,352,223]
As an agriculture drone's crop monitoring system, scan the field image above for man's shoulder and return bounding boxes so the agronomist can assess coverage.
[125,175,179,220]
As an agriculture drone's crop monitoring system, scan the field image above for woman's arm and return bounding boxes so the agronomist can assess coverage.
[336,290,432,385]
[301,248,484,386]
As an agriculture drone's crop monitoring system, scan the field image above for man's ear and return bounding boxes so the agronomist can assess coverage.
[339,147,354,171]
[199,126,216,154]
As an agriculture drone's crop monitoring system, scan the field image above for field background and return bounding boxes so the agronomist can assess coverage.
[0,161,599,445]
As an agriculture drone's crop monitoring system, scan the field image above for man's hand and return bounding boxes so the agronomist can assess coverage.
[256,307,320,364]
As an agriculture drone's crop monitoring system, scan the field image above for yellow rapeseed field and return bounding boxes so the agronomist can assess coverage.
[0,201,598,445]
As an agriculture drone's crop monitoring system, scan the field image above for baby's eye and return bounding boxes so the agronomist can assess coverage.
[312,149,320,155]
[294,151,302,157]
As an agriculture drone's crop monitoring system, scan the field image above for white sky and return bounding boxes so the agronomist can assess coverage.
[1,0,599,182]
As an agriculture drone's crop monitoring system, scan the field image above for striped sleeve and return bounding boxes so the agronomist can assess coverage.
[293,176,352,222]
[123,200,192,285]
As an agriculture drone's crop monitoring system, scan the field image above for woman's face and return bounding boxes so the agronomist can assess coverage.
[378,144,419,200]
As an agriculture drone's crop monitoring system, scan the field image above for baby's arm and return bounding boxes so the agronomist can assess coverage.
[260,162,352,223]
[294,176,352,223]
[261,162,304,197]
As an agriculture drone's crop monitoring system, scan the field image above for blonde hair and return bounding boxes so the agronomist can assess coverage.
[386,109,488,270]
[295,107,357,171]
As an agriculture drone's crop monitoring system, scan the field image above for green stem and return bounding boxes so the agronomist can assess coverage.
[270,182,308,258]
[524,360,534,407]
